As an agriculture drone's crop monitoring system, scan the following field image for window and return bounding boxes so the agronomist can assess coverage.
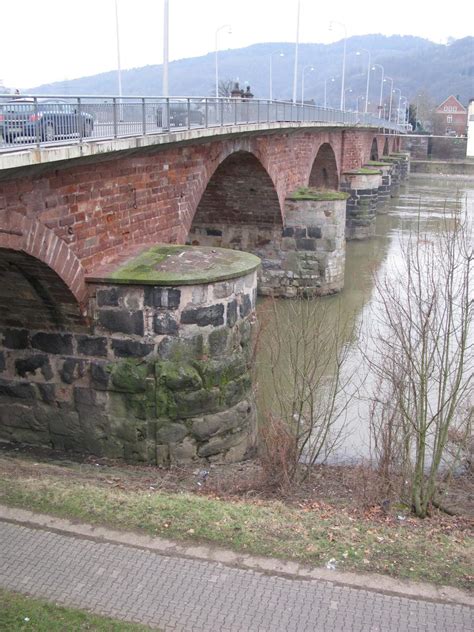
[447,115,453,123]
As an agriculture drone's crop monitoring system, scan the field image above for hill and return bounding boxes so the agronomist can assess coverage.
[28,35,473,109]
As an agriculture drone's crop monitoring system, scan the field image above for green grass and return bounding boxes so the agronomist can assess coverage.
[364,161,389,167]
[286,187,349,201]
[0,590,154,631]
[0,471,472,591]
[106,244,259,285]
[343,168,382,175]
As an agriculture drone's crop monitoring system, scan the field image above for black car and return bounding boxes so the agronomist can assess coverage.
[156,100,204,128]
[0,98,94,143]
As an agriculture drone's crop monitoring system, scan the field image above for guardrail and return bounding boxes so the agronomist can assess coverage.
[0,95,405,152]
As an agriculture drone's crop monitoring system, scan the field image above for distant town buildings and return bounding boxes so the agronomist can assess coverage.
[433,95,468,136]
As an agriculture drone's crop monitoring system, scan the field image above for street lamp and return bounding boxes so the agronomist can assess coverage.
[114,0,122,100]
[356,95,366,114]
[301,65,314,105]
[371,63,384,118]
[392,88,401,123]
[292,0,301,104]
[163,0,169,96]
[269,52,284,101]
[215,24,232,98]
[356,49,371,113]
[329,20,347,110]
[384,76,394,121]
[343,87,352,111]
[400,96,409,126]
[324,77,335,108]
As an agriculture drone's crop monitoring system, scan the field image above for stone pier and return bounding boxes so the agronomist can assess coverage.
[363,161,393,210]
[340,169,383,240]
[380,156,402,196]
[0,245,260,465]
[189,188,348,298]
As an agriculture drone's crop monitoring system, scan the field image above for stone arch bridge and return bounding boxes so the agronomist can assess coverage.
[0,121,407,464]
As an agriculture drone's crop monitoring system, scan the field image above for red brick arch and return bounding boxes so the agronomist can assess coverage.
[308,142,340,189]
[370,138,379,160]
[190,149,283,230]
[0,211,88,308]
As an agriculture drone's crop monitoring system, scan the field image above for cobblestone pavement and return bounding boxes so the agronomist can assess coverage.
[1,521,472,632]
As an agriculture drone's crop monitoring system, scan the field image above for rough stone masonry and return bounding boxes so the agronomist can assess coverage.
[0,245,260,465]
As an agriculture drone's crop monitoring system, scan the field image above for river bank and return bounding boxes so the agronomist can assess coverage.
[0,444,472,591]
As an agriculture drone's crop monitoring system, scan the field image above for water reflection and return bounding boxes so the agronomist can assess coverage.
[256,176,474,463]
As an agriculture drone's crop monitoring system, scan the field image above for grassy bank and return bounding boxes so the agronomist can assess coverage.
[0,454,472,591]
[0,589,154,631]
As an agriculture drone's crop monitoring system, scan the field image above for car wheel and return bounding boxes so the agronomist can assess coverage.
[43,122,55,142]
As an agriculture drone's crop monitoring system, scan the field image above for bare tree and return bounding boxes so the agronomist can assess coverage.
[367,213,473,517]
[212,79,234,98]
[257,297,359,484]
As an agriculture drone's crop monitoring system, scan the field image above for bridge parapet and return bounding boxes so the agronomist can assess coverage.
[0,94,405,168]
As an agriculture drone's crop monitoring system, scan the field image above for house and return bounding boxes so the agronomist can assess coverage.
[433,95,468,136]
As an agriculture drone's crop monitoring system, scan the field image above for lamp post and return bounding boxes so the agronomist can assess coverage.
[292,0,301,104]
[324,77,335,108]
[163,0,169,96]
[356,95,366,114]
[301,65,314,104]
[392,87,401,123]
[400,96,409,126]
[356,49,371,113]
[269,52,284,101]
[371,63,384,118]
[215,24,232,98]
[384,76,393,121]
[114,0,122,100]
[329,20,347,110]
[343,87,352,111]
[415,93,422,131]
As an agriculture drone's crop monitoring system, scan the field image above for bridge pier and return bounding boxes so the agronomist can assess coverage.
[363,161,393,210]
[190,189,347,298]
[340,169,383,240]
[0,246,260,465]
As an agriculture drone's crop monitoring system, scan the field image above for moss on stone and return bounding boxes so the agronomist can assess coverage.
[286,187,349,201]
[109,359,150,393]
[156,386,178,419]
[156,360,203,391]
[343,168,382,175]
[365,161,390,167]
[99,245,260,286]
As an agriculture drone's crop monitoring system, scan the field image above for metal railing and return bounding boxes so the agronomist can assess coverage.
[0,95,405,152]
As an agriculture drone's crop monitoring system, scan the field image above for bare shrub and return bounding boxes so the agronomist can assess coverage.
[367,212,473,517]
[257,296,359,483]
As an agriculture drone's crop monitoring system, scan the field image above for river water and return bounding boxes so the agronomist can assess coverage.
[256,174,474,464]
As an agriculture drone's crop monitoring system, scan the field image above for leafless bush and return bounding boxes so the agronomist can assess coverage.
[367,212,473,517]
[257,296,359,484]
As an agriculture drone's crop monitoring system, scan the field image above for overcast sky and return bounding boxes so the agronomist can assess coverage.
[1,0,472,89]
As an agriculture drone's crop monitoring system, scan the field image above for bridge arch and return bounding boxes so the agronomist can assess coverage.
[0,212,87,330]
[308,143,339,189]
[190,149,282,233]
[383,138,390,156]
[370,138,379,161]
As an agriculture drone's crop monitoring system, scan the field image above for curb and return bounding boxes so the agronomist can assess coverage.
[1,504,472,608]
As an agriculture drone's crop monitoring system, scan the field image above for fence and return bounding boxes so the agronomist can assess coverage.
[0,95,405,152]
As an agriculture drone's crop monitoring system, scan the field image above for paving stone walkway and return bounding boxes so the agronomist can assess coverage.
[1,520,473,631]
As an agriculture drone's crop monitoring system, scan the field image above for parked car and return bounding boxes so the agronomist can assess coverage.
[0,98,94,143]
[156,100,204,128]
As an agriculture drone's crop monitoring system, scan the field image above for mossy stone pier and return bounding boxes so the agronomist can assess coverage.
[0,245,260,465]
